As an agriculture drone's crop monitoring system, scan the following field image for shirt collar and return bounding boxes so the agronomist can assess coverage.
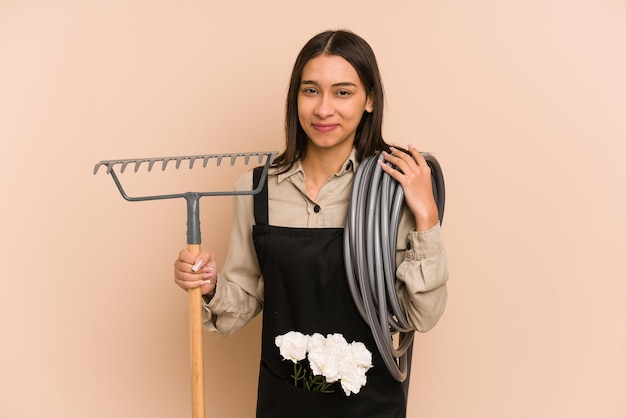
[277,147,358,183]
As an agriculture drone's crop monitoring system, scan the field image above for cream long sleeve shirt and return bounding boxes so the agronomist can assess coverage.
[203,149,448,336]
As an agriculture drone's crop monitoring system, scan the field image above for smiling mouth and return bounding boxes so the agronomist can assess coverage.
[312,123,339,132]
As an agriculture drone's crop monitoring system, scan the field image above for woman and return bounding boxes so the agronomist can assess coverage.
[174,29,448,417]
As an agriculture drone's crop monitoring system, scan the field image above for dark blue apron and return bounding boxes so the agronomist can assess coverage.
[252,167,407,418]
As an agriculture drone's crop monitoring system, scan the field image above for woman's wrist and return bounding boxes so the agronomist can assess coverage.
[414,214,439,231]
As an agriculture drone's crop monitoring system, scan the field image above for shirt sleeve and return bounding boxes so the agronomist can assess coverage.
[201,170,264,337]
[395,208,449,332]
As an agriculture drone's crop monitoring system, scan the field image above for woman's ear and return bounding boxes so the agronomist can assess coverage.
[365,95,374,113]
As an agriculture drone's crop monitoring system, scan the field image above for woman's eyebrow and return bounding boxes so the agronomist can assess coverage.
[300,80,358,88]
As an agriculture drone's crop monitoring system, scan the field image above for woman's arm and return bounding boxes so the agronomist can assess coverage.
[203,170,264,336]
[395,214,448,332]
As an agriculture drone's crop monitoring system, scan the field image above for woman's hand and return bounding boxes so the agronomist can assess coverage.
[378,144,439,231]
[174,250,218,296]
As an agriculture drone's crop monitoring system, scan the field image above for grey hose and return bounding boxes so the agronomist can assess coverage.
[344,152,445,382]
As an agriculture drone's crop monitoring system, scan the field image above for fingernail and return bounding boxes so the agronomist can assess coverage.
[192,260,203,272]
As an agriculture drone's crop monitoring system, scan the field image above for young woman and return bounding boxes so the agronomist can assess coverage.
[174,29,448,417]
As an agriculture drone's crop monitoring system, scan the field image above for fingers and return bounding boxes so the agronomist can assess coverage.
[379,144,439,231]
[393,144,429,170]
[379,144,430,180]
[176,250,212,272]
[174,250,218,295]
[174,267,218,295]
[407,143,428,167]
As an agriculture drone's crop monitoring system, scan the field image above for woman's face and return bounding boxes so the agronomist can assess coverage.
[297,54,373,155]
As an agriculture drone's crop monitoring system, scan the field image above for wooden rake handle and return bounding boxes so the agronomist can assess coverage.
[188,243,205,418]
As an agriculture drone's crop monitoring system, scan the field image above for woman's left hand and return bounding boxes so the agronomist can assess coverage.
[378,144,439,231]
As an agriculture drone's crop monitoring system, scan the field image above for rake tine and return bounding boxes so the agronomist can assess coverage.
[162,157,175,170]
[93,162,105,175]
[216,156,224,166]
[120,161,133,173]
[134,159,149,172]
[175,158,184,169]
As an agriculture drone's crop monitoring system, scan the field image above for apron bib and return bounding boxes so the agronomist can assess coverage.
[252,168,407,418]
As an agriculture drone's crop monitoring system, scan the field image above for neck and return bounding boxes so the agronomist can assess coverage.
[302,143,351,178]
[301,142,353,200]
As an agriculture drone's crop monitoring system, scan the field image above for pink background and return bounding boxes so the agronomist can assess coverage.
[1,0,625,417]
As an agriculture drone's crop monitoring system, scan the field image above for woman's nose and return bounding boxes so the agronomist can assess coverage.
[314,94,334,118]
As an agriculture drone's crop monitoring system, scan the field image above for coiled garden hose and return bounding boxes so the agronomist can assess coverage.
[344,152,445,382]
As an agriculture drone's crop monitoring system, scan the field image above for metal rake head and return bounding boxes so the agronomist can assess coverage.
[93,151,277,201]
[94,151,277,245]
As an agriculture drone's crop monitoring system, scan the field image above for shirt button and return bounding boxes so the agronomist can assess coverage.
[313,204,321,213]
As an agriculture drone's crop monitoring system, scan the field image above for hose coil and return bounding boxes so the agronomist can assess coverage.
[344,152,445,382]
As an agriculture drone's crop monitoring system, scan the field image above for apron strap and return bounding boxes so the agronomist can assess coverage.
[253,166,269,226]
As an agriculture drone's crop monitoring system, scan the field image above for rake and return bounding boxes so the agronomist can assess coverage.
[94,151,277,418]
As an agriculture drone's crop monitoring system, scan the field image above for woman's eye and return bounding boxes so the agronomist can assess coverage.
[302,87,318,95]
[337,90,352,97]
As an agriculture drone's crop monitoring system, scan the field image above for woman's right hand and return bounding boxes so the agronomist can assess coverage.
[174,250,218,297]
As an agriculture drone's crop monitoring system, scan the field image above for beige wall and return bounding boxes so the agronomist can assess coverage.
[1,0,625,417]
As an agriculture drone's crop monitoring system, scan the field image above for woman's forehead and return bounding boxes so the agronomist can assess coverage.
[300,55,361,86]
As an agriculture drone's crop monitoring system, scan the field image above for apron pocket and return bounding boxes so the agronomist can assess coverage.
[256,361,347,418]
[256,361,404,418]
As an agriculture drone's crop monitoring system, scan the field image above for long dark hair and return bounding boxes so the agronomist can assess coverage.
[272,29,389,172]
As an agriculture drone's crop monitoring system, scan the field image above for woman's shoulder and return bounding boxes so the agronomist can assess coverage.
[234,168,254,192]
[234,166,280,192]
